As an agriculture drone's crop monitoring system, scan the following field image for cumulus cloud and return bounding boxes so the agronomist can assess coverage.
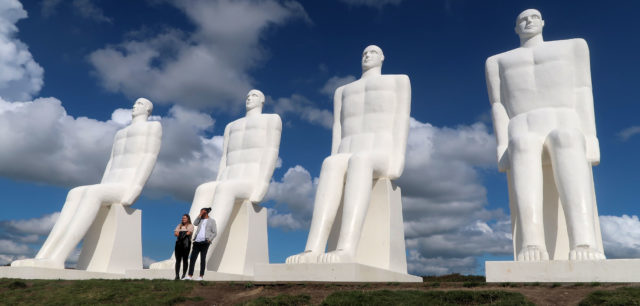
[265,165,316,230]
[0,213,60,265]
[338,0,403,9]
[88,0,309,110]
[600,215,640,258]
[0,0,44,101]
[272,94,333,129]
[72,0,112,23]
[320,75,356,96]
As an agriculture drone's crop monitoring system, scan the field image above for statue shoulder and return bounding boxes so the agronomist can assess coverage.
[265,113,282,126]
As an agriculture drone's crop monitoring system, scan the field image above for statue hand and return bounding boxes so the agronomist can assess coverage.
[586,136,600,165]
[497,146,510,172]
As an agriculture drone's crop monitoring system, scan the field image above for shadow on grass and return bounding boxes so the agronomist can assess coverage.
[580,287,640,305]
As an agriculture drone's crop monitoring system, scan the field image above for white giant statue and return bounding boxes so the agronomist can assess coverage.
[485,9,605,261]
[287,45,411,265]
[12,98,162,269]
[151,89,281,275]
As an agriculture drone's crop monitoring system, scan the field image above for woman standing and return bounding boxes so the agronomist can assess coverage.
[174,214,194,280]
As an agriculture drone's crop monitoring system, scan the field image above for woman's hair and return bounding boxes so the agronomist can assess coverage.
[181,214,192,225]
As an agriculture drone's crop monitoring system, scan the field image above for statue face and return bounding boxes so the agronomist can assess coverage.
[246,89,265,111]
[515,9,544,37]
[132,98,152,117]
[361,45,384,70]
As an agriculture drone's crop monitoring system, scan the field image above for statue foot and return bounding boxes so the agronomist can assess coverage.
[319,249,354,264]
[569,245,606,260]
[149,258,175,269]
[11,258,64,269]
[286,250,320,264]
[517,245,549,261]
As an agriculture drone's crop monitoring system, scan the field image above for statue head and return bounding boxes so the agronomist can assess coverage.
[246,89,265,112]
[361,45,384,71]
[132,98,153,118]
[515,9,544,39]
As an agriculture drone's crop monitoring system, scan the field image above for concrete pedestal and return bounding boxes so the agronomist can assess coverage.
[486,259,640,282]
[254,263,421,282]
[76,204,142,274]
[0,267,124,280]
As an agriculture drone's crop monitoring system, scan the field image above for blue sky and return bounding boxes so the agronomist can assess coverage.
[0,0,639,275]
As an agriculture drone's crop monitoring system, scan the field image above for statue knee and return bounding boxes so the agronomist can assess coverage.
[321,155,345,172]
[347,154,371,171]
[508,137,538,154]
[548,129,585,150]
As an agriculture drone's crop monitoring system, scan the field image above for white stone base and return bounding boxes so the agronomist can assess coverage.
[0,267,124,280]
[486,259,640,282]
[253,263,422,282]
[125,269,253,281]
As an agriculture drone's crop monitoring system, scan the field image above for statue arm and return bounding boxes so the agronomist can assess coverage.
[331,86,343,155]
[215,124,231,181]
[573,39,599,165]
[100,131,119,183]
[250,115,283,203]
[486,56,510,172]
[389,75,411,179]
[121,123,162,205]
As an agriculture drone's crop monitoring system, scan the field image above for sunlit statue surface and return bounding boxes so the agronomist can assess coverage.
[151,89,281,275]
[287,45,411,265]
[12,98,162,269]
[485,9,605,261]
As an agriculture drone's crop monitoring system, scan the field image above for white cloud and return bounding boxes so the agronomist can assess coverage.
[338,0,403,9]
[272,94,333,129]
[88,0,309,110]
[265,165,316,230]
[72,0,112,23]
[142,256,156,268]
[320,75,356,96]
[0,213,60,263]
[618,126,640,141]
[600,215,640,258]
[0,0,44,101]
[2,212,60,236]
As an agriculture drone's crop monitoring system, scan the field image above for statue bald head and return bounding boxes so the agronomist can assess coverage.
[362,45,384,71]
[132,98,153,118]
[246,89,265,112]
[515,9,544,38]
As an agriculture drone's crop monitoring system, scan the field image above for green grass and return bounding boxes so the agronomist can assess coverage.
[580,287,640,305]
[241,294,311,306]
[321,290,533,306]
[0,279,194,305]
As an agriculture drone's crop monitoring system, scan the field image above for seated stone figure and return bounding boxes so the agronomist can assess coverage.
[12,98,162,269]
[151,89,281,273]
[485,9,605,261]
[287,45,411,264]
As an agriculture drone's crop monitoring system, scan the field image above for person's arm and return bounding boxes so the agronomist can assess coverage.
[207,219,217,243]
[215,124,231,181]
[573,38,599,165]
[485,56,510,172]
[174,224,180,237]
[121,122,162,205]
[186,224,194,236]
[250,115,282,202]
[389,75,411,179]
[331,86,344,156]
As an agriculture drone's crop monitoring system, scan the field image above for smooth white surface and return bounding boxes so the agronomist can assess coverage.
[486,259,640,282]
[11,98,161,270]
[485,9,604,261]
[151,89,280,276]
[287,45,411,266]
[254,263,421,283]
[0,267,125,280]
[77,204,142,274]
[125,269,253,281]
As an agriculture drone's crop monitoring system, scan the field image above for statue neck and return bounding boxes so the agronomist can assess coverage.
[361,66,382,79]
[246,106,263,117]
[520,34,544,48]
[131,114,148,124]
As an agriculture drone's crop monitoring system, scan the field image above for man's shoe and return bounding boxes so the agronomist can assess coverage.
[182,276,192,280]
[174,276,179,280]
[194,276,203,281]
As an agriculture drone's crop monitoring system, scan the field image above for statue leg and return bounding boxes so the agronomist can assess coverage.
[150,181,219,269]
[509,135,549,261]
[286,154,350,264]
[547,129,604,260]
[320,153,386,264]
[37,186,88,258]
[204,180,252,264]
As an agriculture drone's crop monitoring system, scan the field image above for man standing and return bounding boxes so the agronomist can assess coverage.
[184,207,216,280]
[485,9,604,261]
